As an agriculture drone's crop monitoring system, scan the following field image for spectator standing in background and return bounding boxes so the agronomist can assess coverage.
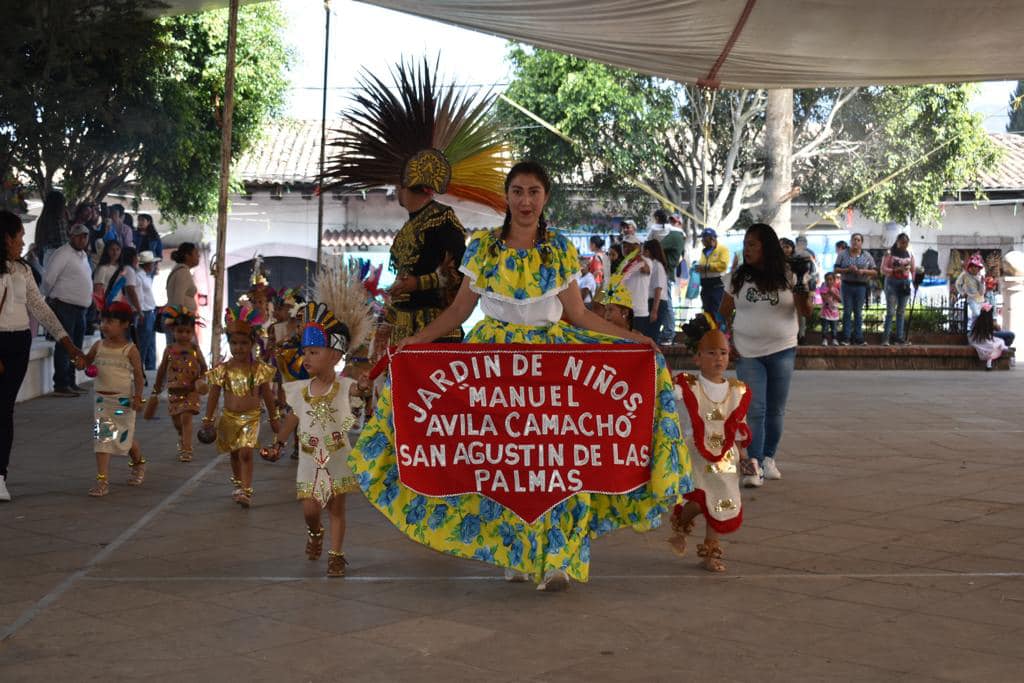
[620,234,652,332]
[41,224,93,396]
[137,250,160,370]
[642,238,671,342]
[588,235,609,289]
[649,209,686,344]
[135,214,163,260]
[36,190,69,265]
[697,227,729,314]
[105,204,134,248]
[165,243,201,345]
[881,232,915,346]
[834,233,877,345]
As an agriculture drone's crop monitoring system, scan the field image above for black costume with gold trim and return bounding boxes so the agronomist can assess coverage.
[387,201,466,343]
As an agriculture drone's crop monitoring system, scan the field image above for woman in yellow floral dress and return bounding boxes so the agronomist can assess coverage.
[349,161,692,591]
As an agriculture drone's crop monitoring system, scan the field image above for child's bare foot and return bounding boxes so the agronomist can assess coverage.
[88,474,109,497]
[697,540,726,573]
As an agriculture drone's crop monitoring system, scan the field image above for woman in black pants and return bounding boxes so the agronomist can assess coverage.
[0,211,86,502]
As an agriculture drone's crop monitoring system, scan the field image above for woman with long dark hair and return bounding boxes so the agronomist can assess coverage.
[642,238,671,342]
[350,161,691,591]
[881,232,915,345]
[0,211,86,501]
[35,190,69,264]
[93,241,123,304]
[719,223,812,487]
[135,214,162,259]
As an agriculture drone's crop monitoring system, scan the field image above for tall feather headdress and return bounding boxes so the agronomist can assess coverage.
[308,257,375,357]
[324,57,508,213]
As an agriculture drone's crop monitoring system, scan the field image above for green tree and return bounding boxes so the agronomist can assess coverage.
[0,0,291,222]
[1009,81,1024,133]
[500,46,999,231]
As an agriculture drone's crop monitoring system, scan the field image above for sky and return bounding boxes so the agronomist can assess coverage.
[281,0,1016,133]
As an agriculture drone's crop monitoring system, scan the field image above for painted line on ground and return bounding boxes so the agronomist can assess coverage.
[0,456,222,642]
[78,570,1024,583]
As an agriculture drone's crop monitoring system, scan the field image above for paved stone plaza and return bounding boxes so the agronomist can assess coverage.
[1,370,1023,681]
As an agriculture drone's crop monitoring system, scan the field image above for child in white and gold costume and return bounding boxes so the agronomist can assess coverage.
[668,322,751,572]
[262,294,372,578]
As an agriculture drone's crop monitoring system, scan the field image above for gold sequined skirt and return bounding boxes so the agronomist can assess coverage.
[216,409,262,453]
[167,388,200,416]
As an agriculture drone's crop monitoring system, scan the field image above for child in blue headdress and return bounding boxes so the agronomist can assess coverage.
[261,302,371,578]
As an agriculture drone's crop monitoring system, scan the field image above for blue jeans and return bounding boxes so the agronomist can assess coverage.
[735,347,797,464]
[841,283,868,343]
[662,280,676,344]
[882,278,911,342]
[49,299,86,389]
[139,309,157,370]
[821,318,839,339]
[644,298,672,343]
[701,282,724,315]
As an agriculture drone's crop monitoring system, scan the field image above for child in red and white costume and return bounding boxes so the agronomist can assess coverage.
[668,323,751,572]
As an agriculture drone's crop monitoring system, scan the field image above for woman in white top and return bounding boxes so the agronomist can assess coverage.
[93,241,122,304]
[642,239,671,343]
[718,223,812,488]
[164,242,200,345]
[1,211,86,501]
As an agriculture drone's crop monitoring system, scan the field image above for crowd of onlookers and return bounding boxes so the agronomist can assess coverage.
[21,190,203,395]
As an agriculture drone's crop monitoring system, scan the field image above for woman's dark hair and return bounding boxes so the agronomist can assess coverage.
[970,307,995,343]
[138,213,158,238]
[849,232,864,249]
[731,223,792,295]
[35,190,67,248]
[642,238,669,274]
[608,244,624,270]
[172,242,197,264]
[653,208,669,224]
[98,240,122,267]
[123,212,134,228]
[73,202,93,223]
[589,235,605,250]
[891,232,910,252]
[493,161,553,262]
[1,210,25,275]
[106,246,138,296]
[779,237,795,252]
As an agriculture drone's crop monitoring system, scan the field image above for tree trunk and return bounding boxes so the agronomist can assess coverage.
[761,88,794,236]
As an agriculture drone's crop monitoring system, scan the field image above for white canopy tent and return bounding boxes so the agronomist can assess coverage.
[356,0,1024,88]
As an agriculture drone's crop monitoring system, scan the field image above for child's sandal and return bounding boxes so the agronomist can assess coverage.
[88,474,109,497]
[667,506,695,557]
[697,540,726,573]
[127,458,146,486]
[177,448,193,462]
[306,527,325,560]
[326,551,348,578]
[235,487,253,508]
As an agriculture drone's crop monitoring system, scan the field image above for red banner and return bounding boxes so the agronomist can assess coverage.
[390,343,656,523]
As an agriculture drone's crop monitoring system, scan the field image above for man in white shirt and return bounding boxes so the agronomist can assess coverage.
[620,235,652,331]
[41,224,93,396]
[136,251,160,370]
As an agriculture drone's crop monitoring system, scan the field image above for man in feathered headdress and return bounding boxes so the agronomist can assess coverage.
[325,58,508,346]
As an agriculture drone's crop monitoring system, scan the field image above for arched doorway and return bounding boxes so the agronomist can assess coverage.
[227,256,316,306]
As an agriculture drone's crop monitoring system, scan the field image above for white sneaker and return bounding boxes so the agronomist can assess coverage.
[762,457,782,480]
[504,568,529,583]
[0,475,10,502]
[820,338,828,346]
[536,569,570,592]
[741,460,764,488]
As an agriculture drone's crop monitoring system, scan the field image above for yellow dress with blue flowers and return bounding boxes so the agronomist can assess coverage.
[348,228,693,583]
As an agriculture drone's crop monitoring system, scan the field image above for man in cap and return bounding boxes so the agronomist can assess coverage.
[41,223,93,396]
[697,227,730,314]
[384,149,468,345]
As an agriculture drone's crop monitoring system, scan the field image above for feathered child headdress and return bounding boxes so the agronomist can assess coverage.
[161,304,204,328]
[224,303,263,337]
[324,57,508,213]
[302,258,375,357]
[272,287,304,316]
